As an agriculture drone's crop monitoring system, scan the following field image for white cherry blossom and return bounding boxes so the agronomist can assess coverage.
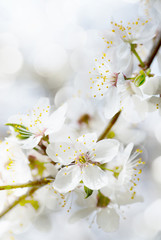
[47,133,120,193]
[7,97,67,149]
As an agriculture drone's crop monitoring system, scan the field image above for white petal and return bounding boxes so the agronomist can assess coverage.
[82,164,108,190]
[94,139,120,163]
[114,190,143,205]
[46,142,75,165]
[31,98,50,128]
[104,87,120,119]
[54,87,74,107]
[66,97,88,120]
[45,103,67,135]
[21,136,41,149]
[78,133,97,148]
[97,208,119,232]
[53,165,82,193]
[124,142,134,159]
[141,76,161,95]
[117,127,146,145]
[49,125,77,143]
[144,199,161,231]
[8,114,31,130]
[122,95,148,123]
[69,207,96,223]
[147,96,161,112]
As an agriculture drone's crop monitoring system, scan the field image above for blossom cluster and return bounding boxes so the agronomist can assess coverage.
[0,1,161,239]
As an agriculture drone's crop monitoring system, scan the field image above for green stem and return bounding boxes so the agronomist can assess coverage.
[97,110,121,142]
[100,167,114,172]
[131,44,145,68]
[0,187,38,218]
[0,177,54,191]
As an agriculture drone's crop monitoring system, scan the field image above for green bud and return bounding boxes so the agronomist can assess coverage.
[134,70,146,87]
[6,123,32,140]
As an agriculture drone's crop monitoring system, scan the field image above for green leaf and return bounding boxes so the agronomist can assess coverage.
[84,185,93,199]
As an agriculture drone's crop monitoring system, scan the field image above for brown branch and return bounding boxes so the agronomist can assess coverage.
[0,187,38,218]
[144,31,161,70]
[0,177,54,218]
[0,177,53,191]
[97,110,121,142]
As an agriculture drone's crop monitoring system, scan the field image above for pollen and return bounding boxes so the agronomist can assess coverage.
[138,169,142,174]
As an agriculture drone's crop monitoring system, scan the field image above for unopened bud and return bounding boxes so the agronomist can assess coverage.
[134,70,146,87]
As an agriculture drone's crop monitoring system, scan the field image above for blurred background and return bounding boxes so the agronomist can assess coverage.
[1,0,161,239]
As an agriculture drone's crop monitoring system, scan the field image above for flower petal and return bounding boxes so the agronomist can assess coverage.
[104,87,120,119]
[78,133,97,148]
[53,165,82,193]
[21,136,41,149]
[54,87,74,107]
[69,207,96,223]
[45,103,67,135]
[82,164,108,190]
[97,208,119,232]
[141,76,161,95]
[46,142,75,165]
[94,139,120,163]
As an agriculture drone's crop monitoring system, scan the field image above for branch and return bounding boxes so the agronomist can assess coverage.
[0,187,38,218]
[0,177,54,191]
[144,31,161,70]
[0,177,54,218]
[97,110,121,142]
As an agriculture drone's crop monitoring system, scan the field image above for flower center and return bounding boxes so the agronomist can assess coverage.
[78,114,91,125]
[75,152,91,166]
[78,154,87,164]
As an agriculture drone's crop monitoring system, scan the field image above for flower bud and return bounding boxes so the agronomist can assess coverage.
[134,70,146,87]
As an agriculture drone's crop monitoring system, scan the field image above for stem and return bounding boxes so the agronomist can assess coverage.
[131,44,145,68]
[0,177,54,191]
[144,31,161,69]
[0,187,38,218]
[100,167,114,172]
[97,110,121,142]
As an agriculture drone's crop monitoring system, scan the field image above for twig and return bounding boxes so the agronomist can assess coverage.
[144,31,161,69]
[97,110,121,142]
[0,187,38,218]
[0,177,54,218]
[0,177,54,191]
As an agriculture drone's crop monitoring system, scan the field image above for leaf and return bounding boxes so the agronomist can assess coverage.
[84,185,93,199]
